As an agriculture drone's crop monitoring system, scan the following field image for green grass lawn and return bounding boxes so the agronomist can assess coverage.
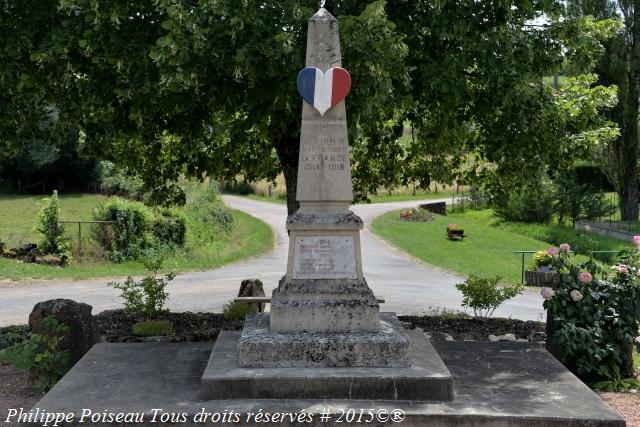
[0,193,274,281]
[0,194,109,247]
[371,209,634,284]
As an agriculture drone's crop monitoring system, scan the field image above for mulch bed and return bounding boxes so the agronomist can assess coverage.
[94,310,244,342]
[399,315,545,341]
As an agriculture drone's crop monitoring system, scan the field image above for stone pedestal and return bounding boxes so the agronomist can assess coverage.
[203,328,453,401]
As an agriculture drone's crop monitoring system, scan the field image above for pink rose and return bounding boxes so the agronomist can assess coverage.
[570,289,583,302]
[547,247,559,256]
[540,287,555,300]
[614,264,629,274]
[559,243,570,253]
[578,271,593,284]
[634,235,640,246]
[448,224,457,230]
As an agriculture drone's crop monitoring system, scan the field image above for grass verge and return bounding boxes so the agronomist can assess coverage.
[0,193,274,281]
[371,209,634,284]
[243,190,458,205]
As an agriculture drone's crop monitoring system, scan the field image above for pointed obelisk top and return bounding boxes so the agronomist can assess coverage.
[310,8,337,22]
[296,8,353,205]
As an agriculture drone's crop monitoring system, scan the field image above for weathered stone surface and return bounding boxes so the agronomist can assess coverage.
[292,235,357,279]
[28,299,99,368]
[206,329,449,400]
[237,278,266,313]
[270,277,379,333]
[295,9,352,204]
[238,313,410,368]
[30,341,624,426]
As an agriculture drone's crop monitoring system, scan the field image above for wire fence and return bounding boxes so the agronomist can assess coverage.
[56,220,115,254]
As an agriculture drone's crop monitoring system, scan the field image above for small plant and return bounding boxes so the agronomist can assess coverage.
[132,320,174,337]
[592,377,640,393]
[456,274,523,319]
[108,257,174,318]
[0,316,69,391]
[36,190,72,265]
[222,300,258,321]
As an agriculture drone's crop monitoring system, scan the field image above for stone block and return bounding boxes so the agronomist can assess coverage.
[203,328,452,401]
[269,277,379,333]
[238,313,410,368]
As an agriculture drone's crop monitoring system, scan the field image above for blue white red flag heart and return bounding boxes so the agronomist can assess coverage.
[297,67,352,116]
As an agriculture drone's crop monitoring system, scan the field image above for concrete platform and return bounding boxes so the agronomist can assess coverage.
[23,341,625,426]
[206,329,451,400]
[237,312,411,368]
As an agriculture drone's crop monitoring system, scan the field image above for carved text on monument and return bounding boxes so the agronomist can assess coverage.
[292,235,357,279]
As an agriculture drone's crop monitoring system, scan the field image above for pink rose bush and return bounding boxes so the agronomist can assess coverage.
[542,244,640,384]
[547,246,559,256]
[559,243,570,253]
[634,235,640,247]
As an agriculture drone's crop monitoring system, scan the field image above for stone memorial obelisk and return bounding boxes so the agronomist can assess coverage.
[202,8,453,400]
[269,8,378,335]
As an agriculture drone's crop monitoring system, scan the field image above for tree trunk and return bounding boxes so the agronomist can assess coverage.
[273,133,300,216]
[620,2,640,221]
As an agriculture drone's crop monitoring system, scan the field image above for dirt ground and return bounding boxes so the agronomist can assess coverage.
[0,364,43,425]
[599,392,640,427]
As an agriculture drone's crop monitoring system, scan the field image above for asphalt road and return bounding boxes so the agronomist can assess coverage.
[0,196,545,326]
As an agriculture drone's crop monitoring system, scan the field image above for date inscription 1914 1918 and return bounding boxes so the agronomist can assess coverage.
[292,235,357,279]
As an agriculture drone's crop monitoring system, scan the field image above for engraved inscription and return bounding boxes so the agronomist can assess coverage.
[299,122,351,175]
[293,235,357,279]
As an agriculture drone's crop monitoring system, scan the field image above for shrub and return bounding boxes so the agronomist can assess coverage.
[132,320,174,337]
[152,208,187,247]
[218,180,254,195]
[0,316,69,391]
[184,183,234,234]
[223,300,258,321]
[553,172,615,224]
[95,161,145,200]
[543,245,640,385]
[493,180,555,223]
[35,190,72,265]
[92,197,153,262]
[108,265,174,319]
[455,275,523,319]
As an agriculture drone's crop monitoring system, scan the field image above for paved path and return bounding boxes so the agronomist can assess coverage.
[0,196,545,326]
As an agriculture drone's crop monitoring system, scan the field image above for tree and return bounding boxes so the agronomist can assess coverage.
[567,0,640,220]
[0,0,619,213]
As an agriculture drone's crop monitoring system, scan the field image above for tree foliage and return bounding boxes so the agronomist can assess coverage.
[0,1,621,211]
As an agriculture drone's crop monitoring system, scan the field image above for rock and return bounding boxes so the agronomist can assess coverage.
[488,334,499,342]
[500,333,516,341]
[444,334,454,342]
[29,299,100,368]
[35,254,62,266]
[15,243,39,262]
[238,279,266,312]
[529,332,546,342]
[516,339,529,342]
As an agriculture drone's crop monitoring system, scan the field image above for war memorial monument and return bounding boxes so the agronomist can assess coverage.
[26,8,626,427]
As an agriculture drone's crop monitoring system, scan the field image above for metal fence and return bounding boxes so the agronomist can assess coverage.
[514,250,620,284]
[56,220,115,254]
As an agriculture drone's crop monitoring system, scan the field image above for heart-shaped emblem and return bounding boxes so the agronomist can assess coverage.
[297,67,351,116]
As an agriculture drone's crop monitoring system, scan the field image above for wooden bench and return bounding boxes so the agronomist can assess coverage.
[446,230,466,240]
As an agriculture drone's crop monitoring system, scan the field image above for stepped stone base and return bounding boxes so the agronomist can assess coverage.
[27,341,625,426]
[203,328,452,400]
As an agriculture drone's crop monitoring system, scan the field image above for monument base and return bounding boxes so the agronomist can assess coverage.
[269,277,380,333]
[204,328,451,400]
[237,313,410,368]
[28,341,625,426]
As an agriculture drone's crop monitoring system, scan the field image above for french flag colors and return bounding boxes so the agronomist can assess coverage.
[297,67,352,116]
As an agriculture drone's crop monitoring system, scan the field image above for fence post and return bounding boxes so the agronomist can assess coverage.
[78,222,82,253]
